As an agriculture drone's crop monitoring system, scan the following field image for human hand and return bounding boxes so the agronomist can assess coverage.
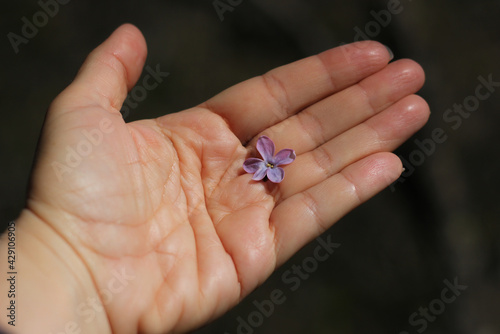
[1,24,428,333]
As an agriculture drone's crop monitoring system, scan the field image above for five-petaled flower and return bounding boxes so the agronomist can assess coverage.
[243,136,296,183]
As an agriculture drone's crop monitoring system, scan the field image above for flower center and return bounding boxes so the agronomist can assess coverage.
[266,162,275,168]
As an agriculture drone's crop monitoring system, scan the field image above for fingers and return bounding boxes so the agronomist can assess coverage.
[271,152,403,265]
[257,59,426,155]
[278,94,430,199]
[51,24,147,116]
[201,41,393,143]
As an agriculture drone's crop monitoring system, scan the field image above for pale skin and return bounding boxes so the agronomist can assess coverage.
[0,24,429,333]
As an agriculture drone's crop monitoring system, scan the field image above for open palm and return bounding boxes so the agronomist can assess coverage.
[25,25,428,333]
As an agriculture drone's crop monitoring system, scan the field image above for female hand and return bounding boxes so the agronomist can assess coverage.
[1,24,428,333]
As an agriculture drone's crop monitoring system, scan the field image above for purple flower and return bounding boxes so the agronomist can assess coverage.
[243,136,296,183]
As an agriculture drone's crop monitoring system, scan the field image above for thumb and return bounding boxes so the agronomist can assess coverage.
[51,23,147,117]
[28,24,147,188]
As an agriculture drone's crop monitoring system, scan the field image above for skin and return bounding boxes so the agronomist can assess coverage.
[0,24,429,333]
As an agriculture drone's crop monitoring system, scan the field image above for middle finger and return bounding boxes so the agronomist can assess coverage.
[252,59,425,155]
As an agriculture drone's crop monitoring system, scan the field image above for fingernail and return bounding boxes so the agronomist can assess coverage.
[384,45,394,61]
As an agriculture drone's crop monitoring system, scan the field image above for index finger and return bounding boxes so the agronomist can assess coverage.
[201,41,393,143]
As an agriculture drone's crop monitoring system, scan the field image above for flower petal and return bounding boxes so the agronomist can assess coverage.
[274,149,296,166]
[267,167,285,183]
[243,158,266,173]
[256,136,275,162]
[252,166,269,181]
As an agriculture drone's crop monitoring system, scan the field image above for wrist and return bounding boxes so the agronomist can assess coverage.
[0,209,111,334]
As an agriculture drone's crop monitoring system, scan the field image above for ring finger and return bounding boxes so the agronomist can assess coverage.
[277,94,430,199]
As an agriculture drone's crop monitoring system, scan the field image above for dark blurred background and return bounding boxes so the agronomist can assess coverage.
[1,1,499,333]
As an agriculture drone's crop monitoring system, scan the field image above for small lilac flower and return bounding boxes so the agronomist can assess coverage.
[243,136,296,183]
